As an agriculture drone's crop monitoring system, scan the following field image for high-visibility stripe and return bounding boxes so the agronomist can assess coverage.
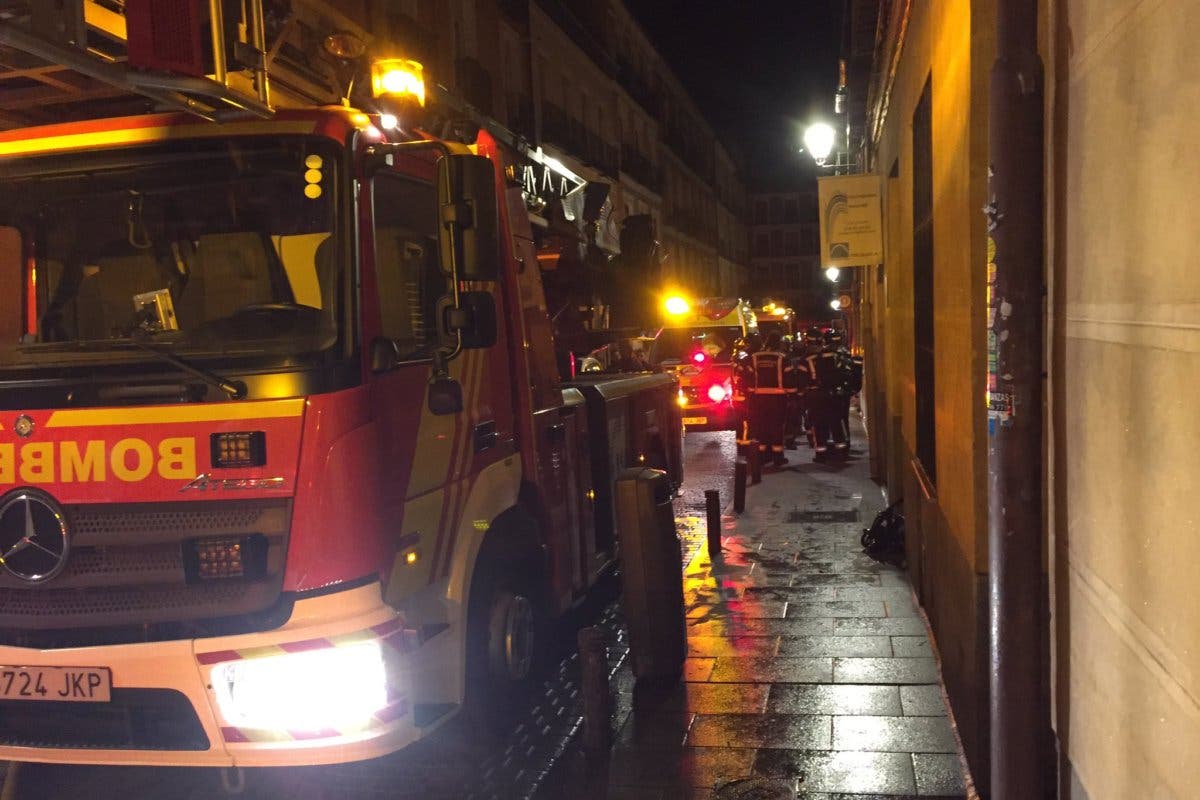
[196,619,417,665]
[46,399,305,427]
[0,121,318,158]
[440,349,488,578]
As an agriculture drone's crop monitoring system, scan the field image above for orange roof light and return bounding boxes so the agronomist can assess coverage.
[371,58,426,106]
[664,296,691,316]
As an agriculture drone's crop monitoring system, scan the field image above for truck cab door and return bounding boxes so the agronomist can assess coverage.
[367,160,516,605]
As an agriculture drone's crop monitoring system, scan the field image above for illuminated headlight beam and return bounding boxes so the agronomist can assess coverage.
[212,641,389,733]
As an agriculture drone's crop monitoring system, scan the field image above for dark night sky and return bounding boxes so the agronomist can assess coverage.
[625,0,845,191]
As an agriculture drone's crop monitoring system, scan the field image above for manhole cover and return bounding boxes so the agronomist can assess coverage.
[713,777,796,800]
[788,510,858,523]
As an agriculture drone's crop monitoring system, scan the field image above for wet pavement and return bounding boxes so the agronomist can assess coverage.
[536,419,974,799]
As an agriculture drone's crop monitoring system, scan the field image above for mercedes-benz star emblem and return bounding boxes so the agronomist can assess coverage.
[0,490,70,583]
[12,415,34,438]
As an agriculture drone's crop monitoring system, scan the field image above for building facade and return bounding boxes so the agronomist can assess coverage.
[374,0,749,303]
[846,1,1200,798]
[748,189,823,315]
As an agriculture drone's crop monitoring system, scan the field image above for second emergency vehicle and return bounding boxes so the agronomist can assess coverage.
[651,296,756,431]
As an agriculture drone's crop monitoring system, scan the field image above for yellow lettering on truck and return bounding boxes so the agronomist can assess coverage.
[18,442,53,483]
[157,438,195,479]
[0,438,198,484]
[61,441,106,482]
[110,438,153,482]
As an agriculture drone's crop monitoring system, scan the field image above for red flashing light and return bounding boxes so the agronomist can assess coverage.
[692,351,707,364]
[707,384,728,403]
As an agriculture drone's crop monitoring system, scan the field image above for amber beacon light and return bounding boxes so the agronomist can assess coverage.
[371,58,427,106]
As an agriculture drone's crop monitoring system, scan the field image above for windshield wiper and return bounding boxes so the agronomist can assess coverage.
[127,336,247,400]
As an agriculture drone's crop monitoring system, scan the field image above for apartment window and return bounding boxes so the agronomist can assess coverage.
[800,227,816,252]
[769,197,782,224]
[784,231,799,256]
[785,263,799,289]
[784,199,799,223]
[912,78,936,485]
[770,229,783,257]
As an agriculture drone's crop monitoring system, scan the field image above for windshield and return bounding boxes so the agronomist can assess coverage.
[0,136,341,368]
[653,326,742,364]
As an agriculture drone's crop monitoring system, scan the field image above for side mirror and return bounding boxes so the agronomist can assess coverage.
[369,337,400,373]
[438,154,499,283]
[428,376,463,415]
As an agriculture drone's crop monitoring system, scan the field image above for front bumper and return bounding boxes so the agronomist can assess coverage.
[0,583,430,768]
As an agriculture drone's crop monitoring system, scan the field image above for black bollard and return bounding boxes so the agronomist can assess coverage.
[577,626,612,752]
[705,489,721,556]
[748,440,763,485]
[733,458,747,513]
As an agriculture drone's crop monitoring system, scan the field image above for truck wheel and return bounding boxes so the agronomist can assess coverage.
[486,585,535,681]
[465,552,544,729]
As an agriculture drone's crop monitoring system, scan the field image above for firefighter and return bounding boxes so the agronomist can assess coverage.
[748,332,789,466]
[807,334,849,460]
[733,331,762,445]
[784,336,813,449]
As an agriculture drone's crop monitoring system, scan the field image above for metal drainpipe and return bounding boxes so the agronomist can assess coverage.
[986,0,1050,797]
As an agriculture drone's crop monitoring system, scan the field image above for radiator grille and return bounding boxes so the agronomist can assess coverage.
[0,500,289,635]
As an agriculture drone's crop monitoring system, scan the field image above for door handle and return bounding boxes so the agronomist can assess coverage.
[473,420,498,453]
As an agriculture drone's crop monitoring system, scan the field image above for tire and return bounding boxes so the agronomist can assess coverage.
[464,547,545,730]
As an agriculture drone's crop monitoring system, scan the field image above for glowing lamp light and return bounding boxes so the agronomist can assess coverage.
[379,113,399,130]
[664,296,691,316]
[212,641,389,733]
[676,389,688,407]
[692,351,707,364]
[771,307,787,316]
[825,266,840,282]
[371,58,426,106]
[830,298,843,311]
[707,384,728,403]
[803,122,837,166]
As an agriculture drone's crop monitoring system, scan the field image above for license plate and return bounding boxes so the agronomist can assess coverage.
[682,416,708,426]
[0,666,112,702]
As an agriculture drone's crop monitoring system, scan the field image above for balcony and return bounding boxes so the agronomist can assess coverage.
[620,145,661,191]
[455,57,493,114]
[584,131,619,177]
[541,101,587,157]
[615,61,662,117]
[506,93,535,140]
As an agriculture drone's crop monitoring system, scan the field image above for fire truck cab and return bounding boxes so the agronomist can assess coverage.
[0,0,681,771]
[651,296,757,431]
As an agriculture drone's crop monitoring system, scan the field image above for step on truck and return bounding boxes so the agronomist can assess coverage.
[0,0,681,770]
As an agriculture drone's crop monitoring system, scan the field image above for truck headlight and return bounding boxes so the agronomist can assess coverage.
[212,641,389,733]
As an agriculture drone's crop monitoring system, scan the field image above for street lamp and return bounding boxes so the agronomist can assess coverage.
[829,298,842,311]
[802,122,836,166]
[825,266,840,282]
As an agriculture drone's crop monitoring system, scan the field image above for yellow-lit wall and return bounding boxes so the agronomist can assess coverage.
[865,0,993,780]
[1049,1,1200,797]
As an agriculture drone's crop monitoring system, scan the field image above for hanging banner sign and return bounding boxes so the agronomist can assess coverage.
[817,174,883,268]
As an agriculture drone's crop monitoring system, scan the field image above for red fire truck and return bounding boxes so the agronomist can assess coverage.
[0,1,680,771]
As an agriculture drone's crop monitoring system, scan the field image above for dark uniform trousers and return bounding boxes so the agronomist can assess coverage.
[806,351,848,452]
[747,351,788,459]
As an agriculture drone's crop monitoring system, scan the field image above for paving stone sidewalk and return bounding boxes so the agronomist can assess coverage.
[537,428,972,799]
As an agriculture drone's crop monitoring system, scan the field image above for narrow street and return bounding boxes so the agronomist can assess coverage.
[7,433,737,800]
